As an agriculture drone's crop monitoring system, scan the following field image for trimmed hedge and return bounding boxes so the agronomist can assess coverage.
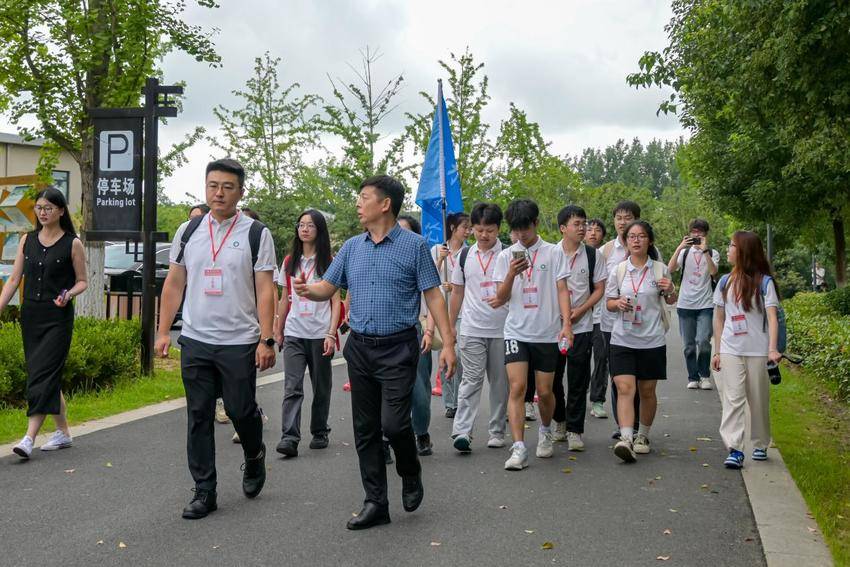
[784,292,850,401]
[824,285,850,317]
[0,317,140,407]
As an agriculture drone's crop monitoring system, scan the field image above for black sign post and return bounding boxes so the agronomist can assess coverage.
[88,77,183,375]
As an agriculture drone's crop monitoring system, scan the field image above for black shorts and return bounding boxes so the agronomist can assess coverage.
[608,344,667,380]
[504,339,559,373]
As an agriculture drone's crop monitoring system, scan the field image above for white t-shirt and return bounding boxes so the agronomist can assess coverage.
[492,237,569,343]
[450,241,508,338]
[675,247,721,310]
[559,243,608,334]
[431,244,465,285]
[605,258,670,349]
[600,238,663,332]
[278,255,332,340]
[714,276,779,356]
[170,212,277,345]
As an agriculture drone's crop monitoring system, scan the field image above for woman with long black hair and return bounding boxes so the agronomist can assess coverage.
[1,187,88,459]
[273,210,341,457]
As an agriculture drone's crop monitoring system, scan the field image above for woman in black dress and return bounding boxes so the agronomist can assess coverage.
[0,187,88,460]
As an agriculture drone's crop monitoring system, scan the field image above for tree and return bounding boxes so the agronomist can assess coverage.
[405,48,498,207]
[0,0,220,316]
[628,0,850,286]
[571,138,683,197]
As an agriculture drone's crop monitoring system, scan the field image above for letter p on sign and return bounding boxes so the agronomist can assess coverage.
[99,131,133,171]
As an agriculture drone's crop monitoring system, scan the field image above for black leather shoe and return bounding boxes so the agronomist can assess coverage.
[346,502,391,530]
[242,444,266,498]
[276,438,298,457]
[402,474,424,512]
[309,435,329,450]
[182,488,217,519]
[445,407,456,419]
[383,440,394,465]
[416,434,433,456]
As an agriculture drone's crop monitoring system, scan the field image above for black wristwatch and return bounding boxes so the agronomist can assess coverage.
[262,337,276,348]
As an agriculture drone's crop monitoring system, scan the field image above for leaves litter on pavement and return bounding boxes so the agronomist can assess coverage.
[688,447,698,452]
[700,484,710,489]
[499,505,508,509]
[96,540,104,545]
[561,468,572,474]
[105,462,113,468]
[663,529,672,535]
[568,456,577,461]
[64,469,75,474]
[702,463,710,467]
[696,436,713,441]
[430,542,441,547]
[525,530,535,534]
[541,542,554,550]
[669,509,678,513]
[118,542,127,549]
[657,555,670,561]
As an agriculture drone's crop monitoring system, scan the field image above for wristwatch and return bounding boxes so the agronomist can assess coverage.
[262,337,276,347]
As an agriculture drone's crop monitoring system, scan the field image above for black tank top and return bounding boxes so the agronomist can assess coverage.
[23,231,77,303]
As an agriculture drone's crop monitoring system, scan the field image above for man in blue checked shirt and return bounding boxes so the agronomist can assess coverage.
[294,175,457,531]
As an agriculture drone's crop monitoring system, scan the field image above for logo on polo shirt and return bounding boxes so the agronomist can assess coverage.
[232,240,240,248]
[580,268,586,274]
[650,280,658,287]
[539,264,548,271]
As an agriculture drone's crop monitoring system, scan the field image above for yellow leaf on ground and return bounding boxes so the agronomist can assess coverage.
[663,529,672,535]
[96,540,104,545]
[688,447,697,452]
[525,530,535,534]
[541,542,554,550]
[657,556,670,561]
[105,462,113,468]
[669,509,678,513]
[561,468,572,474]
[118,542,127,549]
[568,456,577,461]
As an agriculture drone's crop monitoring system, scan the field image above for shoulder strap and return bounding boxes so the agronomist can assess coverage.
[651,259,665,282]
[602,240,615,259]
[459,246,470,278]
[175,215,204,264]
[616,262,627,293]
[585,244,596,290]
[682,246,690,270]
[718,273,731,293]
[248,220,266,268]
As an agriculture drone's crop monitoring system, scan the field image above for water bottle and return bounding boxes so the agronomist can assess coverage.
[767,361,781,385]
[559,337,570,355]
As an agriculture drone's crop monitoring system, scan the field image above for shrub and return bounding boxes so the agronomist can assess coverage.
[0,317,141,407]
[0,306,20,323]
[785,292,850,401]
[824,286,850,317]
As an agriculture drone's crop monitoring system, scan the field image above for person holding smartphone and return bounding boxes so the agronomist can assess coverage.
[669,219,720,390]
[3,187,88,460]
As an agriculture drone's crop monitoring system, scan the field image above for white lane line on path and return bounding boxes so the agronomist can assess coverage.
[0,357,348,457]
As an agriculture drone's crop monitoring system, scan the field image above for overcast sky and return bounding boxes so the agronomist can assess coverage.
[3,0,685,203]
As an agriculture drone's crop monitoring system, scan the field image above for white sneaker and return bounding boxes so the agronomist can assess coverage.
[487,436,506,448]
[699,377,714,390]
[614,438,636,463]
[524,402,537,421]
[40,430,73,451]
[215,399,230,424]
[13,436,34,459]
[567,432,585,452]
[551,421,567,442]
[504,444,529,470]
[590,402,608,418]
[633,433,651,454]
[536,432,555,458]
[687,381,700,390]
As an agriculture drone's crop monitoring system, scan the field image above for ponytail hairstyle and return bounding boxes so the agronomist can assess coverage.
[287,209,332,277]
[723,230,777,312]
[34,187,76,236]
[623,219,658,261]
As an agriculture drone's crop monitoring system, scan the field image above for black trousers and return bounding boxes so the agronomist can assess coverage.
[553,332,593,433]
[344,328,421,509]
[589,323,608,403]
[606,331,640,429]
[179,335,263,491]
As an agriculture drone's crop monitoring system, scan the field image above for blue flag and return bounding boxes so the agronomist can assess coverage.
[415,80,463,247]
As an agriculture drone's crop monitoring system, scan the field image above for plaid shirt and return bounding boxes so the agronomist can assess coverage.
[323,223,441,336]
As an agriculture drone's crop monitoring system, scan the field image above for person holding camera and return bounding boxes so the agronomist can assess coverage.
[3,188,88,460]
[606,220,676,463]
[711,231,781,470]
[668,219,720,390]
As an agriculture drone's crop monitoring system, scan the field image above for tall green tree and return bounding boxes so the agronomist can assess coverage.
[628,0,850,286]
[0,0,220,316]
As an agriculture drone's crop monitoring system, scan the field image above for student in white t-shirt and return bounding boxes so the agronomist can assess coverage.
[274,210,341,458]
[551,206,608,452]
[492,199,573,471]
[448,203,509,452]
[711,231,781,470]
[584,218,609,419]
[430,212,470,418]
[606,220,676,464]
[669,218,721,391]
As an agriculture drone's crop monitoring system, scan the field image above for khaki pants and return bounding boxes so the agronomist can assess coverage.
[714,354,771,452]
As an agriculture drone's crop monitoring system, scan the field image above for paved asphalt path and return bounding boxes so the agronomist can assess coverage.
[1,325,765,566]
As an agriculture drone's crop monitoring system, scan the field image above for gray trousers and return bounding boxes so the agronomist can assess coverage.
[281,336,333,443]
[451,335,508,440]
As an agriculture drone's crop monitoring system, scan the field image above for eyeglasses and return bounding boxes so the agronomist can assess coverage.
[627,234,649,241]
[35,206,56,214]
[298,223,316,230]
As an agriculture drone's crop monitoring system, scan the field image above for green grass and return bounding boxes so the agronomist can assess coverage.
[771,364,850,566]
[0,357,184,445]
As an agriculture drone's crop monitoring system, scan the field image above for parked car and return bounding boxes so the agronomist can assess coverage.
[104,243,171,278]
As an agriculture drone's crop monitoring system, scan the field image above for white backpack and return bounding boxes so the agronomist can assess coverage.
[615,260,670,332]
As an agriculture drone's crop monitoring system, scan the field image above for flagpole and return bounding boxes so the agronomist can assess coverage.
[437,79,450,299]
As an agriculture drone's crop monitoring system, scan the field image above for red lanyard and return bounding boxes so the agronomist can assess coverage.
[630,266,649,295]
[692,249,703,270]
[526,249,540,280]
[476,249,495,276]
[300,258,316,283]
[569,249,580,271]
[208,212,240,265]
[448,250,457,268]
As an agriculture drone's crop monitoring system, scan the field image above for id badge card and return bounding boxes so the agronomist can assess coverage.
[632,304,643,326]
[480,280,496,300]
[204,267,223,296]
[731,314,748,335]
[297,296,316,317]
[522,286,539,309]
